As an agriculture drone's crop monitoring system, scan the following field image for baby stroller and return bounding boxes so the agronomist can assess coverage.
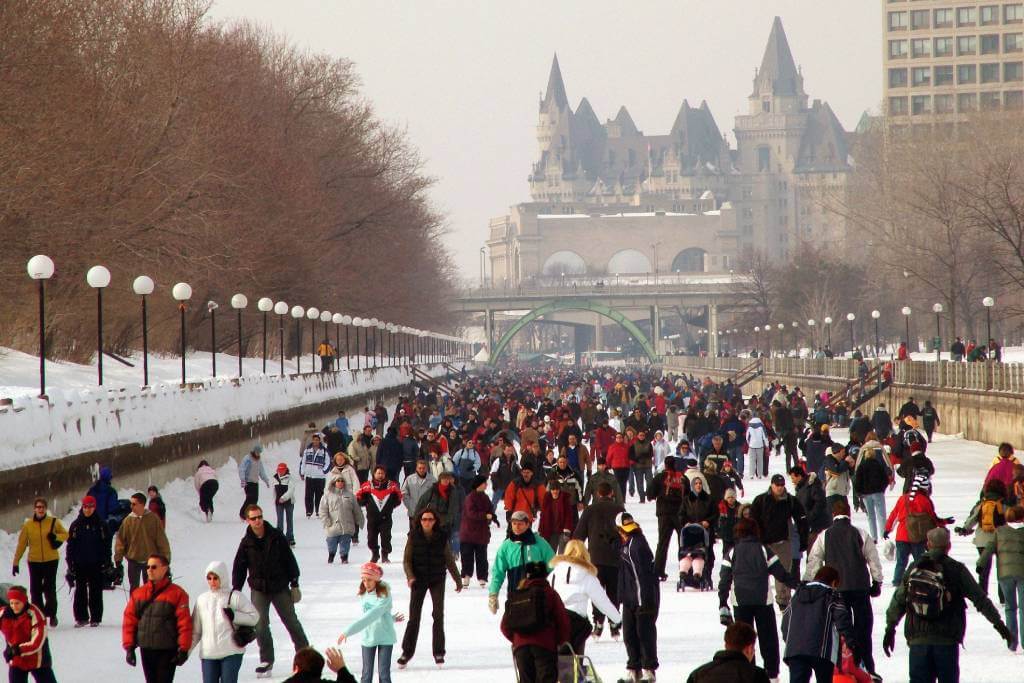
[676,523,713,592]
[557,644,603,683]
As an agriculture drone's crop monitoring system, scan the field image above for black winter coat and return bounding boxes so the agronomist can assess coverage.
[854,456,889,496]
[897,452,935,492]
[680,491,718,528]
[795,475,831,534]
[618,531,659,613]
[66,511,110,569]
[649,470,688,520]
[572,499,625,568]
[750,490,808,546]
[232,522,300,594]
[685,650,771,683]
[782,582,857,664]
[376,435,404,473]
[719,537,794,608]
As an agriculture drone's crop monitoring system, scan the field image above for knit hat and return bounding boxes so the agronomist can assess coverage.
[251,443,264,455]
[81,495,97,507]
[615,512,639,534]
[724,488,737,500]
[6,586,27,604]
[771,474,786,486]
[276,463,288,474]
[910,472,932,498]
[510,510,530,523]
[471,474,488,490]
[360,562,383,582]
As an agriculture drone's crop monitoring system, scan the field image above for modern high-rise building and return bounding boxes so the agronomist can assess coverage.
[883,0,1024,117]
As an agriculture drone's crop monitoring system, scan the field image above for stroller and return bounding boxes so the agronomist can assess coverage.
[676,523,713,592]
[557,643,603,683]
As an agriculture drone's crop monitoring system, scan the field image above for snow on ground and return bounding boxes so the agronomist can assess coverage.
[0,424,1018,682]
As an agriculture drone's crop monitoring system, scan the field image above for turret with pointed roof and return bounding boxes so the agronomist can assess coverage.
[541,54,569,112]
[750,16,807,114]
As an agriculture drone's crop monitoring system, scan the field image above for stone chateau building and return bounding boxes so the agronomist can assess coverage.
[487,17,852,286]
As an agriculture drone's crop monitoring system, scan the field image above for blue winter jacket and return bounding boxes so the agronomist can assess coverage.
[87,468,119,521]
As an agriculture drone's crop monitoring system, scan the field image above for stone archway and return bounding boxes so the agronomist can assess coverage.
[671,247,707,273]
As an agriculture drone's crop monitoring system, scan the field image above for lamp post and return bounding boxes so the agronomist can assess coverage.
[291,306,305,373]
[231,294,248,377]
[257,298,273,373]
[306,307,320,370]
[808,319,816,352]
[332,314,344,369]
[777,323,784,357]
[86,265,111,385]
[341,315,352,369]
[352,317,363,370]
[387,323,397,366]
[273,301,288,375]
[131,276,155,386]
[366,318,376,368]
[932,303,943,362]
[377,321,386,367]
[320,310,332,370]
[823,316,832,350]
[172,283,193,385]
[754,326,760,355]
[983,296,995,346]
[27,255,55,398]
[207,300,219,377]
[871,310,880,357]
[901,306,912,352]
[846,313,856,354]
[791,321,799,356]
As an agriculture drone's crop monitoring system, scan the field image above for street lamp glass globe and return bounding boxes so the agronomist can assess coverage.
[27,255,55,280]
[377,321,385,329]
[306,307,320,320]
[352,317,363,326]
[273,301,288,315]
[290,305,304,319]
[369,318,379,326]
[754,326,760,332]
[86,265,111,289]
[901,306,912,316]
[983,297,995,307]
[332,313,343,324]
[132,275,155,296]
[777,323,784,330]
[871,310,880,319]
[231,294,248,309]
[808,319,815,326]
[341,315,352,325]
[846,313,855,322]
[257,297,274,312]
[362,319,372,328]
[824,316,832,325]
[932,303,943,313]
[320,311,331,322]
[792,322,798,328]
[206,300,219,312]
[172,282,192,301]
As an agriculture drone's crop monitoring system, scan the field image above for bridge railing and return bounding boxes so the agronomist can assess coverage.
[661,355,1024,393]
[457,275,751,299]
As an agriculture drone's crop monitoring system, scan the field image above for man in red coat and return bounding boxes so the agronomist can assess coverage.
[538,481,575,553]
[500,561,570,683]
[122,553,192,681]
[606,432,632,501]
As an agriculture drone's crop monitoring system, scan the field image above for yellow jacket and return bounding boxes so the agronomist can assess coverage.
[14,515,68,565]
[317,343,335,357]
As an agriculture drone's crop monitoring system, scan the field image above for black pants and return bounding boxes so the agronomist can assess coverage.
[567,610,593,656]
[28,560,58,619]
[198,480,219,514]
[304,478,325,517]
[786,655,834,683]
[908,643,959,683]
[127,558,146,592]
[733,604,780,678]
[72,564,104,624]
[783,431,798,470]
[239,482,259,520]
[9,669,57,683]
[356,469,369,484]
[512,645,558,683]
[140,648,177,683]
[621,605,658,672]
[841,589,874,673]
[401,580,446,659]
[592,564,619,627]
[460,542,488,580]
[654,516,681,578]
[367,516,393,561]
[613,469,630,500]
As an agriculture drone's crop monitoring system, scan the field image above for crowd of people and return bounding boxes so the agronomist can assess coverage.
[2,367,1023,683]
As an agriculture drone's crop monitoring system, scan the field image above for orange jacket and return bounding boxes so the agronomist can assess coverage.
[503,479,547,521]
[0,603,48,671]
[122,578,192,652]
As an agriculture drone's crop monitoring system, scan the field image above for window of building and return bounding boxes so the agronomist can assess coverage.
[1006,4,1024,23]
[912,66,932,86]
[981,34,1000,53]
[958,35,978,54]
[982,62,1002,81]
[889,39,909,58]
[934,8,955,27]
[980,5,999,25]
[912,38,931,57]
[934,37,955,56]
[758,146,771,172]
[889,68,909,87]
[1006,90,1024,108]
[889,11,908,30]
[958,92,978,111]
[981,91,1002,109]
[959,63,978,82]
[935,65,955,85]
[911,95,932,114]
[889,96,909,115]
[1005,61,1024,80]
[959,6,978,25]
[911,9,930,29]
[762,98,771,112]
[934,94,956,113]
[1006,33,1024,52]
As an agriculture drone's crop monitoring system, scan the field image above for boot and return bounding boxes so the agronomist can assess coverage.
[591,619,604,639]
[462,576,469,588]
[641,669,657,682]
[328,552,335,564]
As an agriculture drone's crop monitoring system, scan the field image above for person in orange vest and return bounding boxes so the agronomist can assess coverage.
[503,464,547,524]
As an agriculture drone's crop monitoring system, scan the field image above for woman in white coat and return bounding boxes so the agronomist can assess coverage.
[745,416,770,479]
[191,560,260,683]
[549,539,622,655]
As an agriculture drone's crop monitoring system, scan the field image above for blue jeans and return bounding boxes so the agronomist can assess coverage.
[999,576,1024,644]
[635,467,653,502]
[276,502,294,543]
[449,528,461,555]
[893,541,925,585]
[862,492,886,541]
[490,488,505,510]
[327,534,353,560]
[908,643,958,683]
[201,654,243,683]
[361,644,393,683]
[729,445,744,476]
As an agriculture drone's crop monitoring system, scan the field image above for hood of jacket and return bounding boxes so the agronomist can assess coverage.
[205,560,229,584]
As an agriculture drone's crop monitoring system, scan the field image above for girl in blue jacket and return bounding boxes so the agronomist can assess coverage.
[337,562,404,683]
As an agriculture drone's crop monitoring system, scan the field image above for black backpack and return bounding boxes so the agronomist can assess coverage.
[906,556,952,620]
[503,582,548,634]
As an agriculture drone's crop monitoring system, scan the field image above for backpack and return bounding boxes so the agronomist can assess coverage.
[979,499,1004,533]
[904,512,936,544]
[906,556,953,620]
[454,452,476,481]
[503,582,548,634]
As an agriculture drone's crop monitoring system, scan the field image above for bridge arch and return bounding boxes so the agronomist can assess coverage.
[488,299,658,365]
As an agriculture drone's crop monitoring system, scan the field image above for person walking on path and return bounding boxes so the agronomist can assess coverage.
[273,463,297,546]
[750,474,808,610]
[194,461,220,522]
[978,504,1024,649]
[398,508,462,667]
[115,493,172,593]
[538,480,575,554]
[337,563,405,683]
[122,554,192,683]
[319,476,364,565]
[573,482,625,639]
[487,511,556,614]
[452,440,482,494]
[884,474,951,586]
[66,495,111,627]
[299,435,331,518]
[239,444,271,520]
[649,455,688,581]
[685,621,771,683]
[852,442,890,541]
[745,415,769,480]
[356,466,403,564]
[582,457,623,506]
[232,504,309,678]
[399,460,435,519]
[499,561,570,683]
[348,426,377,484]
[13,499,68,628]
[458,475,497,587]
[0,585,57,683]
[782,565,861,683]
[616,512,659,683]
[86,466,120,525]
[414,471,465,554]
[190,561,259,683]
[549,540,621,656]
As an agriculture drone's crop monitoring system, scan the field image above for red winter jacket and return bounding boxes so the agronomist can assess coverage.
[885,492,944,543]
[591,426,616,457]
[122,577,192,652]
[500,579,570,653]
[606,442,631,470]
[0,604,49,671]
[538,492,575,541]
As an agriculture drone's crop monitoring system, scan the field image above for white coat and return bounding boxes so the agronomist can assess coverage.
[746,417,769,449]
[549,560,622,623]
[190,561,259,660]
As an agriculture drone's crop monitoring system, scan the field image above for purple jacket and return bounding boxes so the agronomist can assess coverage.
[460,490,494,545]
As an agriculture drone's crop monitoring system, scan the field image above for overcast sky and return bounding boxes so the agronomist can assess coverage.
[208,1,881,281]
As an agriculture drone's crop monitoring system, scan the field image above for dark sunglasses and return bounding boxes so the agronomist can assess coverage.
[248,515,263,521]
[421,516,437,522]
[146,564,163,570]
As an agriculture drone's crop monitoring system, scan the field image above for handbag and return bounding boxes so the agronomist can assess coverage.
[47,518,64,550]
[227,591,257,647]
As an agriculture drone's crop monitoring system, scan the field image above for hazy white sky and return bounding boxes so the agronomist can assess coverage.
[208,1,881,280]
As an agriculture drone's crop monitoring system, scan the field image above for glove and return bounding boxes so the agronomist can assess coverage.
[719,606,733,626]
[11,565,18,577]
[882,628,896,657]
[290,585,302,603]
[488,593,498,615]
[173,649,188,667]
[3,646,16,663]
[66,572,76,588]
[125,648,137,667]
[869,581,881,598]
[882,531,890,540]
[222,607,235,622]
[942,517,956,525]
[954,526,970,537]
[46,531,58,546]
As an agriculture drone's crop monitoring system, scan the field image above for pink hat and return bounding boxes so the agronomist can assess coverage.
[360,562,383,582]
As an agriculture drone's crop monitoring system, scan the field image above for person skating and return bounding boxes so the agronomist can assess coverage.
[538,480,575,553]
[573,481,625,639]
[238,444,271,520]
[356,466,402,564]
[502,464,546,523]
[686,621,770,683]
[978,504,1024,648]
[750,475,807,611]
[852,442,890,541]
[884,474,950,586]
[582,456,623,505]
[399,460,435,519]
[190,561,259,683]
[274,463,297,546]
[147,486,167,527]
[398,507,462,667]
[0,585,57,683]
[348,426,378,484]
[415,471,465,553]
[232,504,309,678]
[194,461,220,522]
[649,455,688,581]
[616,512,659,682]
[283,647,357,683]
[883,527,1015,681]
[319,476,364,565]
[299,434,331,518]
[789,468,829,552]
[488,511,556,613]
[549,540,621,656]
[114,493,172,592]
[336,563,405,683]
[12,499,67,628]
[86,466,120,525]
[459,475,497,587]
[122,554,192,682]
[65,495,111,628]
[499,560,570,683]
[782,565,860,683]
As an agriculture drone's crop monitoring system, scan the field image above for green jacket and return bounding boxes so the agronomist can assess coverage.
[979,524,1024,580]
[487,531,555,596]
[885,549,1004,645]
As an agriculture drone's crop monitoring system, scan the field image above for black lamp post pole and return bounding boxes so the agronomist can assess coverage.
[97,289,104,386]
[237,308,243,377]
[211,307,217,378]
[37,280,46,397]
[279,315,285,376]
[179,304,187,385]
